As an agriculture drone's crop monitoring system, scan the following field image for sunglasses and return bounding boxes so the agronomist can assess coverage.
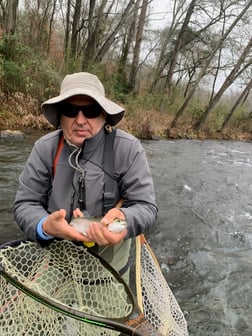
[59,102,103,119]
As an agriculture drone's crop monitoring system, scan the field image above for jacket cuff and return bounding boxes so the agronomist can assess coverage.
[36,216,54,240]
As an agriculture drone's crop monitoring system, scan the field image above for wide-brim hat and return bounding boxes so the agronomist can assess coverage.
[41,72,124,127]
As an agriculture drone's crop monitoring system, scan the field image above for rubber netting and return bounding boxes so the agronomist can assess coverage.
[136,236,189,336]
[0,239,188,336]
[0,240,129,336]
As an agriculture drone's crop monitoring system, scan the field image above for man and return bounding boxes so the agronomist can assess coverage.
[14,72,158,282]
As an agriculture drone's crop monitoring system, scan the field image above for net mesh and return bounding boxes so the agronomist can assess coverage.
[0,240,131,336]
[0,239,188,336]
[136,236,188,336]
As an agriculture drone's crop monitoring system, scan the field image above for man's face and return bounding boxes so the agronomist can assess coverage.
[60,95,105,147]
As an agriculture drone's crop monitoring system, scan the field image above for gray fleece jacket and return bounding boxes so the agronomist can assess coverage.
[14,127,158,274]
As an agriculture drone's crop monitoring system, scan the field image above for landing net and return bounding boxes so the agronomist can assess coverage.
[0,240,128,336]
[0,239,188,335]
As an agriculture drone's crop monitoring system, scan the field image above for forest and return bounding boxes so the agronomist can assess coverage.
[0,0,252,140]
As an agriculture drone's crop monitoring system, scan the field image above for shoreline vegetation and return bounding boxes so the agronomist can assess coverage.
[1,3,252,143]
[0,92,252,142]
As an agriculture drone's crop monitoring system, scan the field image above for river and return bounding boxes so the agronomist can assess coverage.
[0,132,251,336]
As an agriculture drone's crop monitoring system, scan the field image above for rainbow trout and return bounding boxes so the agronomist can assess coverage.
[69,217,128,236]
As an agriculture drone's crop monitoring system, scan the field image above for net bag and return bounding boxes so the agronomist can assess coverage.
[0,238,188,336]
[0,240,130,336]
[136,235,188,336]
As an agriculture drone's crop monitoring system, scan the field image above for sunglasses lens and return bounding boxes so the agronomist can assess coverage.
[60,104,78,118]
[60,103,103,119]
[83,105,102,118]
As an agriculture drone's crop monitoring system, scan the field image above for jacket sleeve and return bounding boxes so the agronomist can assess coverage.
[14,138,54,241]
[114,132,158,238]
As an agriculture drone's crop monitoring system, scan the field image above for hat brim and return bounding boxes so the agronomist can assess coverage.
[41,88,124,127]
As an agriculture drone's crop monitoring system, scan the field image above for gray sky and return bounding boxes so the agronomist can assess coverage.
[149,0,170,28]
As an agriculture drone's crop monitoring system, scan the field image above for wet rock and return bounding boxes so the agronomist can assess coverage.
[0,130,24,139]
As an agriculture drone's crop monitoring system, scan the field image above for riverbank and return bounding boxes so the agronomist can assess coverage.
[1,113,252,142]
[0,93,251,141]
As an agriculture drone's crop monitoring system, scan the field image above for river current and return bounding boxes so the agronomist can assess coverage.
[0,132,251,336]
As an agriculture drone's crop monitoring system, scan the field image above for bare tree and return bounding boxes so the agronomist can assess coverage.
[117,5,136,86]
[82,0,111,68]
[220,77,252,131]
[149,0,187,92]
[18,0,58,52]
[46,0,57,54]
[94,0,135,63]
[128,0,149,92]
[63,0,71,60]
[169,0,252,130]
[70,0,82,59]
[165,0,197,97]
[149,0,223,98]
[194,36,252,130]
[208,1,226,102]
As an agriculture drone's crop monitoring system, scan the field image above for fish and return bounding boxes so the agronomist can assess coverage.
[69,217,128,236]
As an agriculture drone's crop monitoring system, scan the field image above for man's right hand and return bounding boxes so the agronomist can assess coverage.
[42,209,85,241]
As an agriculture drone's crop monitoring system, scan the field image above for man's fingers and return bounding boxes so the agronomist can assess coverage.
[52,208,66,221]
[72,208,84,218]
[101,208,125,225]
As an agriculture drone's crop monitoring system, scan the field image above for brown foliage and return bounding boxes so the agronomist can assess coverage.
[0,92,51,130]
[120,109,172,139]
[0,93,252,142]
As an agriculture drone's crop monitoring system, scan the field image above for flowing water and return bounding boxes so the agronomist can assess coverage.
[0,132,251,336]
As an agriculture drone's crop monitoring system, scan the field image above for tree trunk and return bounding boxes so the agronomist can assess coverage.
[117,5,136,90]
[47,0,57,55]
[128,0,148,92]
[149,0,182,93]
[82,0,109,68]
[64,0,71,61]
[5,0,18,35]
[70,0,82,59]
[94,0,135,63]
[165,0,197,96]
[209,5,226,102]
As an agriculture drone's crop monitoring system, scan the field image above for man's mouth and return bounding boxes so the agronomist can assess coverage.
[74,129,89,134]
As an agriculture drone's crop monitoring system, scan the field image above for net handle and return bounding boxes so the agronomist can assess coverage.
[117,199,144,311]
[115,198,124,208]
[135,235,143,312]
[135,234,163,311]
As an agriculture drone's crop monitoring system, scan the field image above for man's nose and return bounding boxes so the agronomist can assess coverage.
[75,110,87,123]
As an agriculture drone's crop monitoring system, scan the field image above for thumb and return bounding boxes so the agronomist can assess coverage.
[54,208,67,221]
[101,208,125,225]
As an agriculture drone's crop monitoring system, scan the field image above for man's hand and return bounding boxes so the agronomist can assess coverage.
[71,207,127,246]
[42,209,85,241]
